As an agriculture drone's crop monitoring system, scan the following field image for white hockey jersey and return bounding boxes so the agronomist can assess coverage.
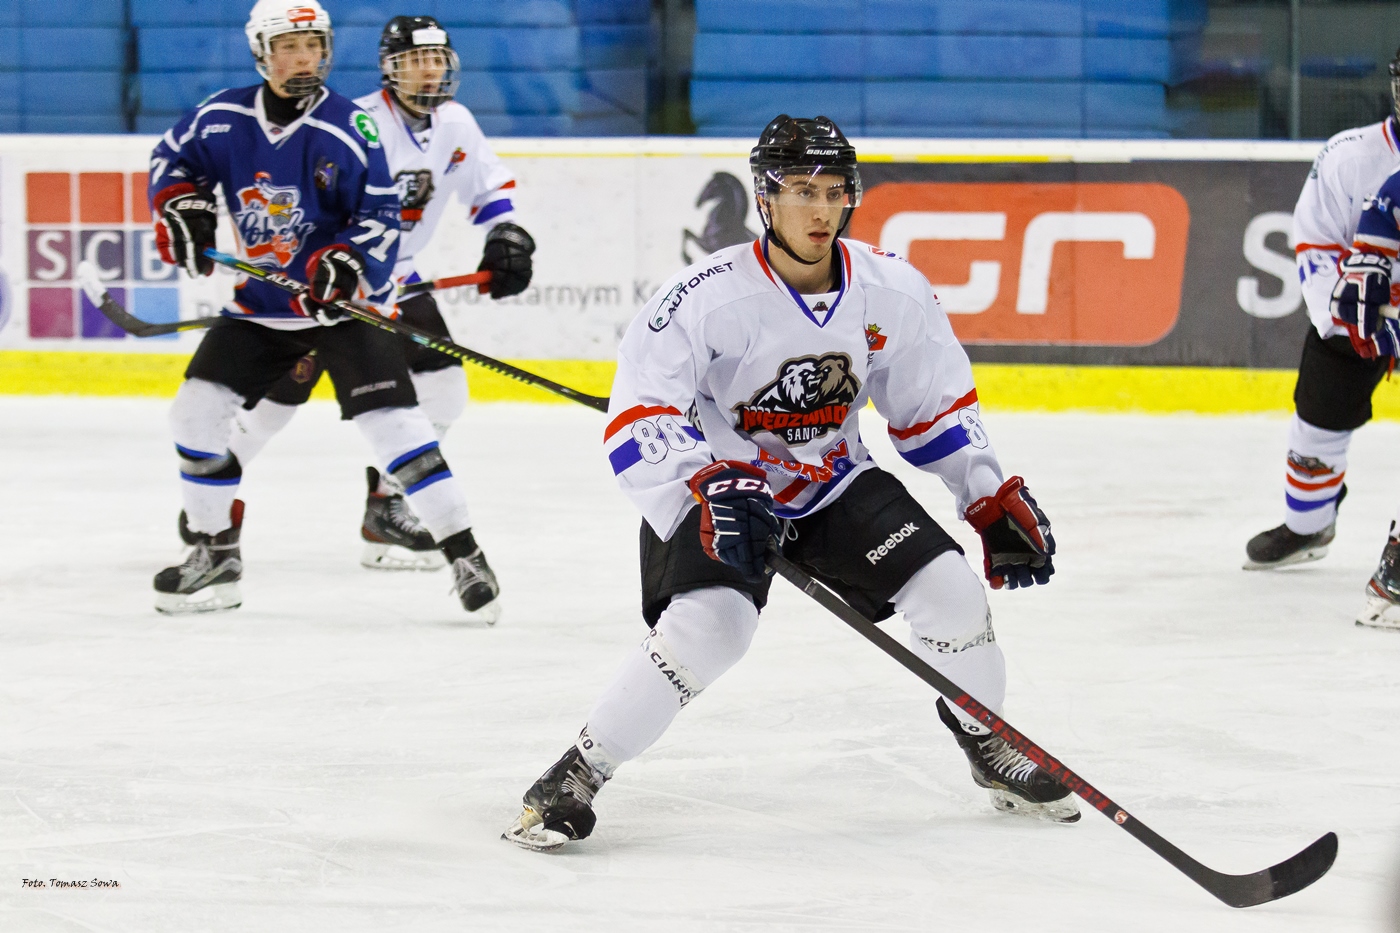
[604,237,1006,541]
[1294,116,1400,338]
[354,89,517,285]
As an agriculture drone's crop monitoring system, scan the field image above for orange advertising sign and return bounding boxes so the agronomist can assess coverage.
[848,183,1190,346]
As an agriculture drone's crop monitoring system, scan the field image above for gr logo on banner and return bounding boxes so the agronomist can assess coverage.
[849,183,1190,346]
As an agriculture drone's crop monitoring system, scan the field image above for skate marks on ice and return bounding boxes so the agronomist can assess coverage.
[2,399,1399,930]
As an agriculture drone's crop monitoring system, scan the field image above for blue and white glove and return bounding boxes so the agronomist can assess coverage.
[1330,251,1399,359]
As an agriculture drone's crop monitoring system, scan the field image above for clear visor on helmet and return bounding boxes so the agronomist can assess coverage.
[757,166,862,209]
[258,30,332,96]
[383,45,462,111]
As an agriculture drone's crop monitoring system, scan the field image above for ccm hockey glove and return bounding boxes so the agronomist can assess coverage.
[153,183,217,277]
[1331,251,1399,359]
[294,245,366,325]
[965,476,1055,590]
[478,222,535,299]
[687,460,780,579]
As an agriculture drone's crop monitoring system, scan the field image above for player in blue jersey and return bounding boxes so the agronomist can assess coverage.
[197,15,536,574]
[148,0,500,622]
[1328,157,1400,629]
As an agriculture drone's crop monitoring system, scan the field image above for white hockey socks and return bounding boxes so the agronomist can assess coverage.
[353,406,472,542]
[900,551,1006,734]
[410,366,468,441]
[170,378,245,535]
[228,399,298,466]
[1282,415,1350,535]
[581,586,759,772]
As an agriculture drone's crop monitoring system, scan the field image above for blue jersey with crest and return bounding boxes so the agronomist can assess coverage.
[149,84,401,325]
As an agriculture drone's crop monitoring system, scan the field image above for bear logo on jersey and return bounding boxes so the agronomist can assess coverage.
[235,172,315,268]
[394,169,435,230]
[733,352,860,445]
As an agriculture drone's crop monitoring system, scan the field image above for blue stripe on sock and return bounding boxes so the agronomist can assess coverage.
[176,444,221,460]
[405,469,452,495]
[1285,492,1338,512]
[388,441,439,474]
[181,473,241,487]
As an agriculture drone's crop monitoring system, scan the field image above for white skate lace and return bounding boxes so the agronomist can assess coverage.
[980,737,1038,784]
[179,545,214,589]
[386,496,427,536]
[451,552,497,598]
[560,760,603,805]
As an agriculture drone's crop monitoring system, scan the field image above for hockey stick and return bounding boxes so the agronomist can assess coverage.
[202,249,610,413]
[398,270,491,297]
[764,545,1337,908]
[76,261,217,337]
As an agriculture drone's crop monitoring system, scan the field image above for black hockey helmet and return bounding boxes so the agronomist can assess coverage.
[379,15,461,114]
[1390,45,1400,125]
[750,115,862,265]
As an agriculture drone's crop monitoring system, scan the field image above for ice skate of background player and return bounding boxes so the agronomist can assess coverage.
[148,0,497,620]
[505,115,1073,852]
[189,15,534,588]
[1243,44,1400,629]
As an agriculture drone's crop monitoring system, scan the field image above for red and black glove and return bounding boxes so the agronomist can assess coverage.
[1330,251,1399,359]
[477,222,535,299]
[687,460,780,579]
[153,183,217,277]
[965,476,1055,590]
[293,244,366,325]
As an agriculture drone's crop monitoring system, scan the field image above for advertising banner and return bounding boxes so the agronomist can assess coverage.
[0,135,1325,372]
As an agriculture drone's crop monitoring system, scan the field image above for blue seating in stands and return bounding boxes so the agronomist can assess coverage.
[0,0,123,27]
[691,0,1204,137]
[123,1,649,136]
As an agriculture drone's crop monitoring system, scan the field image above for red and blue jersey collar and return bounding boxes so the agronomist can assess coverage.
[1385,115,1399,155]
[752,236,851,328]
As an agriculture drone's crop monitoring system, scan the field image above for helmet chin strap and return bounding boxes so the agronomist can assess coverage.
[756,198,851,275]
[757,197,852,270]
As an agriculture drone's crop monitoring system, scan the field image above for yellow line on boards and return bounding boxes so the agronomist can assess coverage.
[859,154,1064,163]
[4,351,1398,419]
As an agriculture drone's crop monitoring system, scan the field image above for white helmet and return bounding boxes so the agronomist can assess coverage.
[245,0,333,97]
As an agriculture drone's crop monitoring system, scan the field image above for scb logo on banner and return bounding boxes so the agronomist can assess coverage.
[25,172,179,340]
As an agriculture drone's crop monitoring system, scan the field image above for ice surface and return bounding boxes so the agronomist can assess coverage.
[3,397,1399,932]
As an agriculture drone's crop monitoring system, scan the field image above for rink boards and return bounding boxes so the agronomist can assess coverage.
[1,134,1398,416]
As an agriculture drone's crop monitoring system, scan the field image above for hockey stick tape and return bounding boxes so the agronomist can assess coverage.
[75,261,107,307]
[1384,304,1399,320]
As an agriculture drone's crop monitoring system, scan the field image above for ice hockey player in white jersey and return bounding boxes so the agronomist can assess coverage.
[150,0,498,621]
[504,116,1074,851]
[205,15,534,582]
[1243,49,1400,624]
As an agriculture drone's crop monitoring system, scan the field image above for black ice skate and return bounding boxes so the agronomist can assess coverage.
[360,466,446,571]
[440,528,501,624]
[503,744,609,851]
[155,500,244,614]
[1357,523,1400,630]
[1243,485,1346,570]
[937,697,1079,823]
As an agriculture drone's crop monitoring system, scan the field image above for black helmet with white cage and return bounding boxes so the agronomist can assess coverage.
[379,16,462,114]
[1390,45,1400,126]
[750,115,863,264]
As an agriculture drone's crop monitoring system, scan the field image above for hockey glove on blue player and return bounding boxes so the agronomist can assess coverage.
[966,476,1055,590]
[153,183,217,277]
[687,460,780,579]
[478,222,535,299]
[294,245,366,326]
[1330,251,1399,359]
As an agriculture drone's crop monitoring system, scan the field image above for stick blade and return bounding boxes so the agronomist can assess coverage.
[1208,832,1338,908]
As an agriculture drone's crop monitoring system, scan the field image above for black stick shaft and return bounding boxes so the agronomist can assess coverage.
[764,547,1329,907]
[203,249,609,413]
